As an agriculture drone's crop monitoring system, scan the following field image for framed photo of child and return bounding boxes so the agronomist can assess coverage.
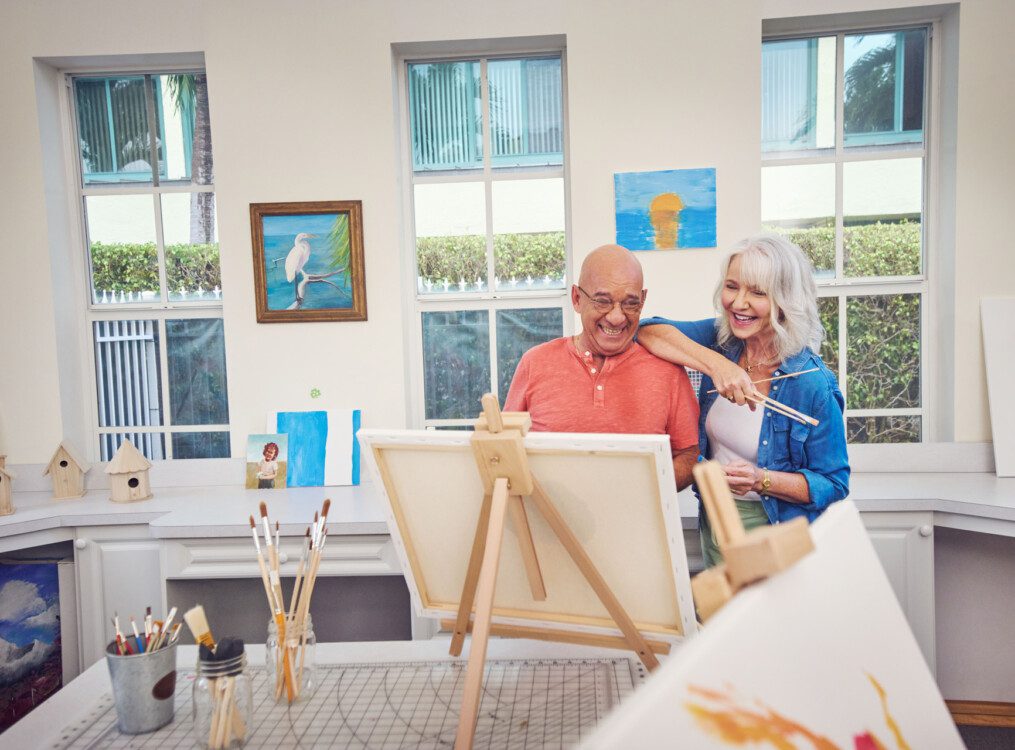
[245,434,288,490]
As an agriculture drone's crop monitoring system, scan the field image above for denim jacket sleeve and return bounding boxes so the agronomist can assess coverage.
[795,377,850,512]
[639,317,719,348]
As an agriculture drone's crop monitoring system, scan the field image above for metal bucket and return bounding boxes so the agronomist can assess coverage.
[104,640,178,734]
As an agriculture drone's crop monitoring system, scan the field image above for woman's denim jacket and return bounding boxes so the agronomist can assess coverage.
[640,317,850,524]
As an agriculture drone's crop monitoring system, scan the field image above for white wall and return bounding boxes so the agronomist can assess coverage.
[0,0,758,462]
[0,0,1012,461]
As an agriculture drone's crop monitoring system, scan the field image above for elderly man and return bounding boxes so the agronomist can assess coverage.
[505,244,699,489]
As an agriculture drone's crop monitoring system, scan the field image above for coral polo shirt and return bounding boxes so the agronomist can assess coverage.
[504,337,699,454]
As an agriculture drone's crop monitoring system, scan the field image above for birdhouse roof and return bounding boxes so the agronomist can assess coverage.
[104,440,152,474]
[44,440,91,475]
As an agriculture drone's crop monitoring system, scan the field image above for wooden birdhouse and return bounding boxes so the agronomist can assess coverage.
[105,440,152,503]
[0,455,15,516]
[44,440,91,499]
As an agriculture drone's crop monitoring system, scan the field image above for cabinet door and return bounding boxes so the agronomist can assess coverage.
[75,527,163,668]
[861,511,935,674]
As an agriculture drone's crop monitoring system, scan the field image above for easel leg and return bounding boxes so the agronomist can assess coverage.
[507,496,546,600]
[450,491,493,657]
[455,477,510,750]
[528,478,660,671]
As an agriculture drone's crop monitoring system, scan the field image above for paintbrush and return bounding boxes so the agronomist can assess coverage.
[131,616,145,653]
[259,502,275,570]
[183,605,216,650]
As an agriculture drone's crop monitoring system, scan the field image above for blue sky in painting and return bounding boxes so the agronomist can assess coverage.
[614,167,717,212]
[0,563,60,647]
[262,213,339,238]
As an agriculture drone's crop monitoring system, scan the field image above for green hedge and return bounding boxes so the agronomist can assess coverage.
[416,232,565,282]
[772,220,921,277]
[779,222,923,443]
[90,242,221,293]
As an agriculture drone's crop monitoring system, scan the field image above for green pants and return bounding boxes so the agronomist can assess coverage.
[700,500,771,569]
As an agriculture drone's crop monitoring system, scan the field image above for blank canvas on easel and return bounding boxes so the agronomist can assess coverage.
[359,430,697,642]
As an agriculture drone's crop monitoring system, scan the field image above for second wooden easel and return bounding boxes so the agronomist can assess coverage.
[690,460,815,621]
[449,395,665,750]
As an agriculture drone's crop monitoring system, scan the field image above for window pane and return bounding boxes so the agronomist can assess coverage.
[843,158,922,277]
[818,296,839,377]
[492,179,566,291]
[166,319,229,425]
[488,58,564,168]
[495,308,564,402]
[762,37,835,152]
[408,61,482,171]
[86,194,159,303]
[172,431,230,459]
[844,30,925,146]
[415,182,487,293]
[846,294,920,410]
[93,320,162,428]
[154,73,214,184]
[422,310,490,419]
[161,193,221,301]
[847,415,921,443]
[99,432,166,462]
[75,76,159,184]
[761,163,835,277]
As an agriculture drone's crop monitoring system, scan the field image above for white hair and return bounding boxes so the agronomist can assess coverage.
[714,232,824,360]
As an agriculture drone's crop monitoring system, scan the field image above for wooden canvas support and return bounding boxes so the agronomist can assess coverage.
[690,461,815,621]
[451,395,664,750]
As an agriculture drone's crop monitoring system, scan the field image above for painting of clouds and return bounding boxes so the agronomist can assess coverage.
[0,563,62,731]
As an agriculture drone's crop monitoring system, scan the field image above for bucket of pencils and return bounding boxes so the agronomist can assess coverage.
[104,639,178,734]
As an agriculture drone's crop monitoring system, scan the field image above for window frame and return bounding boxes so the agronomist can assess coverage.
[396,47,573,429]
[762,19,940,443]
[62,64,229,460]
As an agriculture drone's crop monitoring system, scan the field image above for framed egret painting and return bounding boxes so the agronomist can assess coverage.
[250,200,367,322]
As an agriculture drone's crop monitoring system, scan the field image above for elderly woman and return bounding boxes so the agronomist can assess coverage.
[639,233,849,567]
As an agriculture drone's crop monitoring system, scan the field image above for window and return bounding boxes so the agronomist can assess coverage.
[403,53,570,427]
[70,71,229,459]
[761,27,929,443]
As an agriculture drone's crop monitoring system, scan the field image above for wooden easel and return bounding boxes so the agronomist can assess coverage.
[449,395,664,750]
[690,461,815,621]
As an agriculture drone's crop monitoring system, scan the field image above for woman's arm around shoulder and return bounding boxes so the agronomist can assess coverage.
[638,317,757,403]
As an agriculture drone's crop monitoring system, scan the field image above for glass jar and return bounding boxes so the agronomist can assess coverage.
[192,652,252,749]
[266,613,316,702]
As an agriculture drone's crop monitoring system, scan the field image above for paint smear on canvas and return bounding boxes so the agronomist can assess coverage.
[684,674,911,750]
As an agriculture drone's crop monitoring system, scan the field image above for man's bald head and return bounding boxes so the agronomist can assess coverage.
[578,244,644,290]
[572,244,646,359]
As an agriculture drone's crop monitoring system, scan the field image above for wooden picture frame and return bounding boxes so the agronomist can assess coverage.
[250,200,367,322]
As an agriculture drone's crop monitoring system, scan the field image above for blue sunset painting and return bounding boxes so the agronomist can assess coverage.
[614,167,717,250]
[0,563,62,731]
[262,213,353,311]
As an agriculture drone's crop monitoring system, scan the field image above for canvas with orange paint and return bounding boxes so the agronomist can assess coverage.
[614,167,717,250]
[581,502,964,749]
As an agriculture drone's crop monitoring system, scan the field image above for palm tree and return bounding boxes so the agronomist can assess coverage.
[167,73,215,244]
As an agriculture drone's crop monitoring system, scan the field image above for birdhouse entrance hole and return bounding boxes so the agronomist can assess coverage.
[60,460,68,468]
[128,477,139,488]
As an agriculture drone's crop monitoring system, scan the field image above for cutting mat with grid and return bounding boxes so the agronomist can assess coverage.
[50,657,644,749]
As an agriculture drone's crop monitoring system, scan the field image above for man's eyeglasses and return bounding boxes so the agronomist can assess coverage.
[576,286,644,314]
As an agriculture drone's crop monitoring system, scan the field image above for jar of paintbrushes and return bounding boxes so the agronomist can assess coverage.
[266,612,316,702]
[250,499,329,704]
[192,639,251,749]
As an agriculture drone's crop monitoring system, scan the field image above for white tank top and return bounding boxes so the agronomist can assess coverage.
[705,396,766,502]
